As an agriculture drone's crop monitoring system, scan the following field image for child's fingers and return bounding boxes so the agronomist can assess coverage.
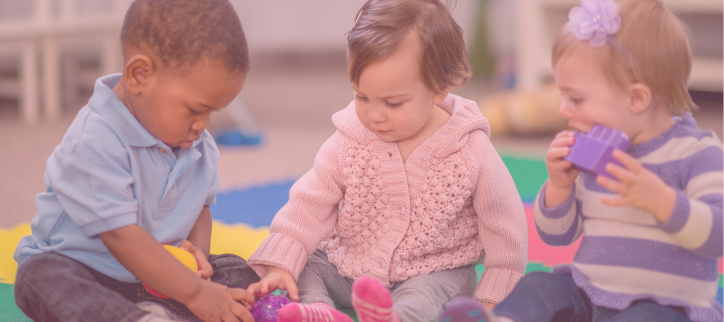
[549,162,574,175]
[229,288,256,306]
[612,150,642,172]
[260,279,270,295]
[547,147,570,162]
[596,175,628,195]
[178,240,195,252]
[196,270,212,281]
[178,240,212,279]
[285,278,299,301]
[221,311,241,322]
[554,130,574,139]
[249,280,268,295]
[229,301,254,322]
[600,195,627,207]
[547,156,574,173]
[550,135,574,148]
[604,163,634,185]
[245,282,261,297]
[195,258,214,280]
[548,157,572,169]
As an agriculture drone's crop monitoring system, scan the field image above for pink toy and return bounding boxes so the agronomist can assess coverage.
[439,297,492,322]
[251,294,291,322]
[563,125,630,178]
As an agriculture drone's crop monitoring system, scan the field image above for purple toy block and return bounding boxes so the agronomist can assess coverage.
[251,294,291,322]
[439,297,492,322]
[563,125,630,178]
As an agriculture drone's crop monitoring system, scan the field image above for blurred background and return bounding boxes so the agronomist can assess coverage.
[0,0,721,228]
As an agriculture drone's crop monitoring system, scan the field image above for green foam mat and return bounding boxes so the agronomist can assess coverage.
[500,155,549,201]
[0,283,31,322]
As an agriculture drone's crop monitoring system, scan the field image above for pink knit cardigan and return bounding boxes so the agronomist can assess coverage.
[247,94,528,303]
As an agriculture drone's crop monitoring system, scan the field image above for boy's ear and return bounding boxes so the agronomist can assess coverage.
[123,54,156,95]
[433,86,452,105]
[628,83,652,115]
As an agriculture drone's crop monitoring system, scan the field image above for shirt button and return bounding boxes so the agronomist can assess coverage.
[158,147,167,153]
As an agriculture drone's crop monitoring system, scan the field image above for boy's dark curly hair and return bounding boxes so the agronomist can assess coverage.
[121,0,249,74]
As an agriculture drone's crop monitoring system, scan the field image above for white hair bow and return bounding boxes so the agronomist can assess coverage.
[569,0,621,48]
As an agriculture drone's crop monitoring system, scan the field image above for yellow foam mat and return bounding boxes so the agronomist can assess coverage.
[209,222,269,261]
[0,224,31,284]
[0,222,269,284]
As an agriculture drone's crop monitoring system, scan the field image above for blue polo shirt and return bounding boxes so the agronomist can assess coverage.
[15,74,220,283]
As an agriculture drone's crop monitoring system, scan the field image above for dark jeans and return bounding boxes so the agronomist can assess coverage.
[493,271,690,322]
[15,252,260,322]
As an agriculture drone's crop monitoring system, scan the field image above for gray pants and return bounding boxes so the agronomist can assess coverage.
[15,252,260,322]
[297,249,477,322]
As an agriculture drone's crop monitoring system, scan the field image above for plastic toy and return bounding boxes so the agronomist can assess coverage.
[563,124,631,178]
[439,297,492,322]
[143,244,198,299]
[251,294,291,322]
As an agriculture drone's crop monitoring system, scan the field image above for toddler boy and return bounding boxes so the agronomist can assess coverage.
[13,0,259,321]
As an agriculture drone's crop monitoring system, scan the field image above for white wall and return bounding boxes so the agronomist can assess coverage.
[230,0,479,55]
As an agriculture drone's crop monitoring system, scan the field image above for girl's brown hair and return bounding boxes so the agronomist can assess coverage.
[552,0,695,115]
[346,0,472,94]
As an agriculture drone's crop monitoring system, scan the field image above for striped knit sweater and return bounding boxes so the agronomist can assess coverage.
[534,113,723,321]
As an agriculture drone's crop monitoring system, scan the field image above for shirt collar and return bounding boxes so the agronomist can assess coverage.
[88,74,162,148]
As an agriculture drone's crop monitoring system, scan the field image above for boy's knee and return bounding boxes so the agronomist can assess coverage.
[16,253,83,287]
[15,253,87,315]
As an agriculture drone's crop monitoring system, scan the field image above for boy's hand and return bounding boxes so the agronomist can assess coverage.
[545,131,580,207]
[180,240,213,280]
[100,225,249,321]
[184,280,255,322]
[246,266,299,301]
[596,149,676,223]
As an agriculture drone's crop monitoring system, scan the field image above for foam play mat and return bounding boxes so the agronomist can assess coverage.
[1,155,721,321]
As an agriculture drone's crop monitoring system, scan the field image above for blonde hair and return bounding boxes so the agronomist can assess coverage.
[346,0,472,94]
[552,0,695,114]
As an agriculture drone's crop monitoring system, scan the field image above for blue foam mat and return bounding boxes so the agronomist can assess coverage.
[211,180,295,227]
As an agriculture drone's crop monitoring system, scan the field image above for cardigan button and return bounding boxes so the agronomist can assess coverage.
[419,156,431,167]
[377,258,386,269]
[399,206,405,216]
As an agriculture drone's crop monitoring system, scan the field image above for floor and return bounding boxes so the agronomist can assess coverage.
[1,53,722,229]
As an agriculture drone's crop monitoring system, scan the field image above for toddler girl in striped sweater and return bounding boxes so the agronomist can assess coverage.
[490,0,723,321]
[245,0,529,321]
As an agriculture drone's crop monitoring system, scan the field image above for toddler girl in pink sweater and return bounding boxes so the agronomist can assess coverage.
[246,1,528,321]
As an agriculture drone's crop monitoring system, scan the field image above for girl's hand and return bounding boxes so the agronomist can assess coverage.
[544,131,580,207]
[180,240,213,280]
[596,150,676,223]
[246,266,299,301]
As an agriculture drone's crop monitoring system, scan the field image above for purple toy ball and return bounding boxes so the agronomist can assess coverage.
[439,297,493,322]
[251,294,291,322]
[563,125,631,178]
